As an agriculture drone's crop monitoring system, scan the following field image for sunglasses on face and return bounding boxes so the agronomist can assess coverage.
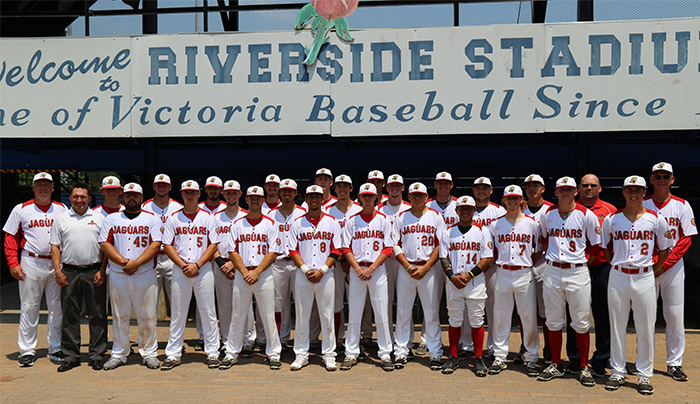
[654,174,671,180]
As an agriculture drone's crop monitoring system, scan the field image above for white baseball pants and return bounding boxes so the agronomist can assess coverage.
[608,267,656,379]
[164,263,220,360]
[394,264,443,360]
[293,269,336,361]
[213,261,255,347]
[385,257,399,340]
[483,264,498,352]
[543,264,591,333]
[272,260,296,344]
[492,267,539,363]
[18,253,62,356]
[226,269,281,361]
[108,270,158,360]
[446,280,486,329]
[155,254,173,308]
[345,265,392,360]
[656,260,685,366]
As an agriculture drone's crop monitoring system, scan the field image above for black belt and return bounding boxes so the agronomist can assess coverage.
[63,262,101,270]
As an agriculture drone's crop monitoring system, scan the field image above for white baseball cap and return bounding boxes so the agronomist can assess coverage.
[247,186,264,197]
[456,195,476,208]
[473,177,492,187]
[205,176,223,188]
[123,183,143,194]
[223,180,241,191]
[368,170,384,181]
[153,173,171,185]
[435,171,453,182]
[306,185,324,195]
[358,183,377,196]
[623,175,647,188]
[408,182,428,195]
[279,179,298,190]
[503,185,523,197]
[315,168,332,178]
[180,180,200,191]
[101,176,122,189]
[265,174,281,184]
[32,172,53,183]
[555,176,577,189]
[335,174,352,186]
[652,162,673,174]
[387,174,404,185]
[523,174,545,186]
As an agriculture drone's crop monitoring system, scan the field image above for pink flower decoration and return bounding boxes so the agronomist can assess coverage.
[312,0,358,20]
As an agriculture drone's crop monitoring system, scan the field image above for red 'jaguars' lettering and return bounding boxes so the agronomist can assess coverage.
[353,229,385,239]
[238,233,268,243]
[612,230,653,240]
[548,228,583,238]
[449,241,480,251]
[401,224,436,235]
[174,226,207,236]
[497,233,532,243]
[27,219,53,228]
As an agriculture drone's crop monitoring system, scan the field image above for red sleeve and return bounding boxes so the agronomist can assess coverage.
[288,249,300,256]
[105,229,115,245]
[4,232,21,268]
[662,235,692,271]
[381,246,393,257]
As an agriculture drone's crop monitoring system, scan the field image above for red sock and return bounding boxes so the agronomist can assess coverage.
[576,331,590,368]
[334,312,342,338]
[471,326,485,358]
[549,329,562,366]
[275,312,282,334]
[448,326,461,358]
[542,319,551,350]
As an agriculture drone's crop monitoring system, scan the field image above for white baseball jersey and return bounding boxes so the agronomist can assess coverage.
[326,201,362,243]
[301,196,338,213]
[142,198,183,235]
[643,196,697,250]
[162,208,218,263]
[268,205,307,258]
[427,196,459,227]
[489,215,540,267]
[378,200,411,221]
[3,200,67,257]
[198,200,226,215]
[262,201,281,217]
[93,204,125,217]
[602,209,672,268]
[99,211,162,274]
[342,211,394,263]
[288,213,342,269]
[229,215,283,267]
[439,223,494,274]
[473,202,506,228]
[393,208,445,263]
[213,209,248,258]
[541,203,601,264]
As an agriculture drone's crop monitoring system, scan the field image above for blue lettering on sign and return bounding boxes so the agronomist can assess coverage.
[371,42,401,82]
[409,41,434,80]
[317,44,343,83]
[205,45,240,84]
[589,35,620,76]
[465,39,493,79]
[148,47,178,85]
[279,43,310,82]
[629,33,644,75]
[248,44,272,83]
[501,38,533,78]
[652,32,689,73]
[541,37,581,77]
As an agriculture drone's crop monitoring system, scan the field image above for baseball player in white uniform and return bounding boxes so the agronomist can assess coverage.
[487,185,541,377]
[602,175,671,395]
[643,162,697,382]
[472,177,506,357]
[262,174,281,216]
[301,168,338,211]
[94,176,125,217]
[99,183,162,370]
[3,172,68,367]
[341,183,395,371]
[326,175,362,345]
[141,174,182,333]
[536,177,601,387]
[160,180,221,370]
[367,170,389,204]
[378,175,411,342]
[267,179,307,348]
[522,174,553,364]
[439,195,494,376]
[220,186,283,371]
[288,185,341,371]
[211,180,256,352]
[393,182,445,371]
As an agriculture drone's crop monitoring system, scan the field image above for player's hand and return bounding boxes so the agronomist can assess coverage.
[182,263,199,278]
[94,270,106,286]
[306,269,323,283]
[653,264,664,277]
[244,269,260,285]
[10,265,26,281]
[405,265,417,275]
[451,274,469,289]
[55,271,68,287]
[221,262,235,280]
[122,260,139,275]
[411,265,427,280]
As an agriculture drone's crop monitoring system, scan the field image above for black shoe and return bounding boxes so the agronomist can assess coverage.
[207,356,220,369]
[381,358,395,372]
[357,348,367,362]
[667,366,688,381]
[90,358,103,370]
[394,356,407,370]
[48,351,67,364]
[429,358,443,371]
[513,344,525,365]
[407,348,415,360]
[605,375,625,391]
[219,356,237,370]
[194,339,205,351]
[441,355,459,374]
[241,345,254,359]
[458,349,474,360]
[566,360,581,374]
[269,359,282,370]
[590,364,607,378]
[473,356,487,377]
[58,361,81,372]
[160,358,181,371]
[18,354,35,368]
[255,343,266,353]
[637,377,654,395]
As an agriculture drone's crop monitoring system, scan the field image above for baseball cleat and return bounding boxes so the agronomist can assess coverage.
[241,345,255,359]
[458,349,474,360]
[590,364,607,378]
[526,361,539,377]
[381,358,395,372]
[269,359,282,370]
[48,351,67,364]
[537,363,565,381]
[578,367,595,387]
[90,358,103,371]
[473,356,488,377]
[513,344,525,365]
[441,355,459,374]
[57,360,80,372]
[637,377,654,395]
[667,366,688,382]
[488,359,507,375]
[566,360,581,374]
[325,358,338,372]
[219,356,237,370]
[415,343,428,356]
[290,357,309,371]
[103,357,125,371]
[160,358,181,371]
[605,375,625,391]
[340,357,357,371]
[144,357,160,369]
[394,356,407,370]
[429,358,443,371]
[207,355,221,369]
[18,354,35,368]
